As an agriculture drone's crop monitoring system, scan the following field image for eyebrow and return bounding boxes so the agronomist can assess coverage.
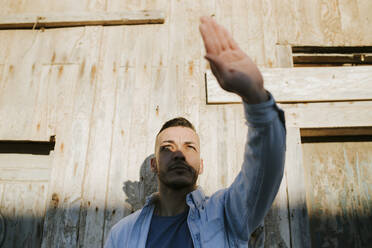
[161,140,196,145]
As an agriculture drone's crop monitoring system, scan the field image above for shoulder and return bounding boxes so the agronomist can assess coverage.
[191,187,228,207]
[110,209,142,234]
[206,188,228,205]
[106,209,143,246]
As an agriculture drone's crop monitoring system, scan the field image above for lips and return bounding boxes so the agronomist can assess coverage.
[168,162,191,172]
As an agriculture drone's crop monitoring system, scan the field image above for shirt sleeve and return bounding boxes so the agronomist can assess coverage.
[224,91,286,241]
[103,231,116,248]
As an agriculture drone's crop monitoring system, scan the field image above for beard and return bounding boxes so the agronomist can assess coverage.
[157,161,199,190]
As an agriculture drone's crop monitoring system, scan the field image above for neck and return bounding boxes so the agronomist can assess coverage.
[154,183,196,216]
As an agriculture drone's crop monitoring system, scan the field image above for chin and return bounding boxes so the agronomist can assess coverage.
[161,176,198,190]
[166,179,195,190]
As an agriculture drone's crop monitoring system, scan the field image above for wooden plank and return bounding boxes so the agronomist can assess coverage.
[281,101,372,128]
[0,182,49,247]
[104,19,159,245]
[0,30,47,141]
[357,0,372,45]
[262,0,279,67]
[104,17,160,243]
[0,27,97,142]
[216,0,232,35]
[285,127,311,248]
[292,46,372,54]
[275,44,293,68]
[301,127,372,137]
[198,106,242,195]
[39,27,100,246]
[232,0,265,67]
[0,184,3,245]
[293,54,372,65]
[0,183,4,205]
[0,168,50,181]
[0,11,165,29]
[39,64,83,248]
[0,0,106,15]
[294,0,324,46]
[302,141,372,247]
[206,66,372,104]
[318,0,344,45]
[46,27,102,248]
[274,0,299,46]
[277,0,372,46]
[264,176,291,247]
[0,153,51,169]
[198,105,223,195]
[180,0,203,126]
[78,26,121,248]
[0,64,5,89]
[103,66,136,242]
[106,0,144,12]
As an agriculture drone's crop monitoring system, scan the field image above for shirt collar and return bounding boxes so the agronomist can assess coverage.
[144,186,206,209]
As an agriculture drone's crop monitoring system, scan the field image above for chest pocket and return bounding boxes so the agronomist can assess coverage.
[201,218,227,246]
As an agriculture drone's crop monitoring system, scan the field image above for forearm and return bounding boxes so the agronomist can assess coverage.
[225,91,286,240]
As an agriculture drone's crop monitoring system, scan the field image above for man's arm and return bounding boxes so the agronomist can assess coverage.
[225,93,286,240]
[199,16,286,240]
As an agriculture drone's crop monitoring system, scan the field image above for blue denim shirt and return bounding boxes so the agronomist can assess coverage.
[104,92,286,248]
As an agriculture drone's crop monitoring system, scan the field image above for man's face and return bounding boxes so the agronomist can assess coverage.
[152,126,203,190]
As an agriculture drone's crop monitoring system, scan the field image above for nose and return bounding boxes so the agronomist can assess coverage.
[173,150,186,161]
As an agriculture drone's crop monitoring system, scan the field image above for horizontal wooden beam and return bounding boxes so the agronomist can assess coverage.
[206,66,372,104]
[300,127,372,137]
[280,101,372,128]
[292,46,372,54]
[0,10,165,29]
[293,54,372,65]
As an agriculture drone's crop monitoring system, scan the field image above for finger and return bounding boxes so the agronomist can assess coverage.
[199,23,219,54]
[210,18,230,51]
[220,25,239,50]
[200,16,222,54]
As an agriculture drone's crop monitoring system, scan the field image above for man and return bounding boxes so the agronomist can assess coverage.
[105,16,286,247]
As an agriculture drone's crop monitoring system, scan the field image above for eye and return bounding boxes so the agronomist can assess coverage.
[160,145,171,151]
[187,145,196,151]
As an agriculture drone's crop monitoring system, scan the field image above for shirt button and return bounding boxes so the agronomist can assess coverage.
[189,213,194,220]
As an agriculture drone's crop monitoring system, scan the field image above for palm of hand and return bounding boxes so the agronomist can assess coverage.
[214,50,263,94]
[199,16,266,103]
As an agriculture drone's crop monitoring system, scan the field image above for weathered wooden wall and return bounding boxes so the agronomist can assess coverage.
[0,0,371,247]
[302,141,372,247]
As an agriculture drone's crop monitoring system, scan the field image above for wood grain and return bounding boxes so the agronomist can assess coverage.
[302,141,372,247]
[0,11,165,29]
[0,182,49,247]
[285,127,311,248]
[206,66,372,104]
[41,27,101,248]
[0,0,106,15]
[281,101,372,128]
[78,27,121,248]
[232,0,265,66]
[1,1,372,247]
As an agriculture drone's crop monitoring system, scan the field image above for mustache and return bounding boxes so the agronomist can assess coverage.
[168,161,193,172]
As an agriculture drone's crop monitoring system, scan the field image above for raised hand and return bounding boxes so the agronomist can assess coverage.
[199,16,268,104]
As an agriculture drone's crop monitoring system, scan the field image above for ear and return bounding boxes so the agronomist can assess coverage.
[150,157,158,173]
[199,158,204,175]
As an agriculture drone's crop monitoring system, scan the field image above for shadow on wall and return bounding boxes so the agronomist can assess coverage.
[122,154,158,213]
[1,153,372,247]
[1,204,372,247]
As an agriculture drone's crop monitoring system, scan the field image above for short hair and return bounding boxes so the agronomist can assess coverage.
[157,117,196,136]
